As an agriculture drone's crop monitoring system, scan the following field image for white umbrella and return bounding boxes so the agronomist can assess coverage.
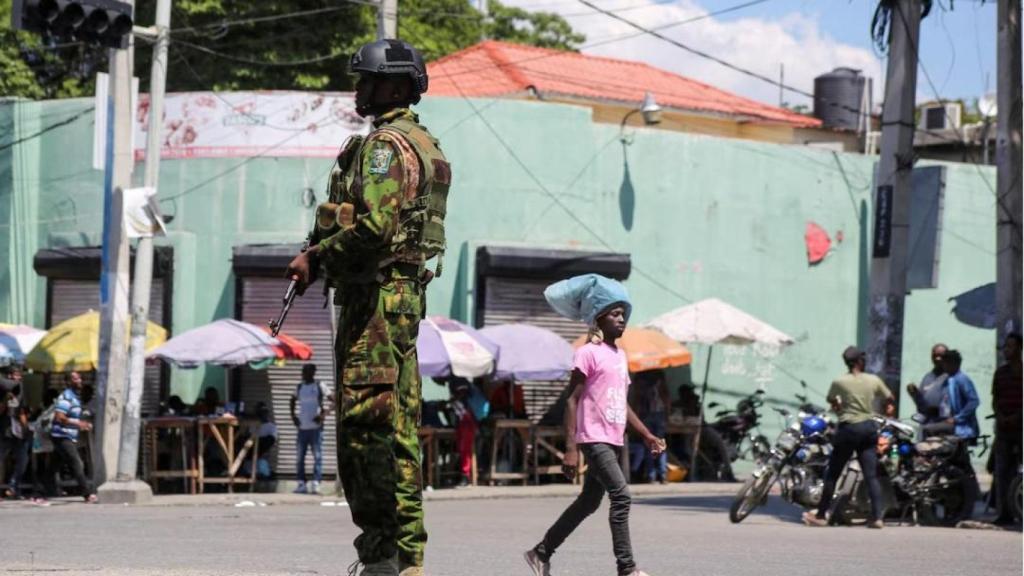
[0,324,47,366]
[646,298,794,346]
[645,298,794,479]
[148,319,280,368]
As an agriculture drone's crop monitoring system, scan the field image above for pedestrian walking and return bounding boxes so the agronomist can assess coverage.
[286,38,448,576]
[290,363,331,494]
[802,346,894,529]
[39,371,96,504]
[525,274,664,576]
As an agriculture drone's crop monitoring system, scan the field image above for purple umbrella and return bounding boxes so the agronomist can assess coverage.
[417,316,499,379]
[479,324,574,381]
[148,319,279,368]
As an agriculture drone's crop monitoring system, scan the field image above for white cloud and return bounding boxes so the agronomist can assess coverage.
[508,0,884,109]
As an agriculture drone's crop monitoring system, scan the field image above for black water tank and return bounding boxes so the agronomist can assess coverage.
[813,67,867,131]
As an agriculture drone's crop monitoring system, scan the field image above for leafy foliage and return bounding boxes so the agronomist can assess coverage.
[1,0,584,99]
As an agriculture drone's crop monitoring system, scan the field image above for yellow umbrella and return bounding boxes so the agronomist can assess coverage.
[25,310,167,372]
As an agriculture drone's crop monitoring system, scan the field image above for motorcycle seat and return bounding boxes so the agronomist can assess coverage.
[915,437,959,457]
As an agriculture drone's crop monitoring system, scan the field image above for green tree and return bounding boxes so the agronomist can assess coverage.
[1,0,583,98]
[485,0,585,50]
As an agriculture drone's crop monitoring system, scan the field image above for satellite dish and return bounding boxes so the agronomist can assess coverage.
[979,93,998,118]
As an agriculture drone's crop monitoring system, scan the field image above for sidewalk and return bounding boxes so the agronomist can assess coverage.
[138,481,741,508]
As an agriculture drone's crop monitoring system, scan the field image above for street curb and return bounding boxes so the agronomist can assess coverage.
[125,482,742,508]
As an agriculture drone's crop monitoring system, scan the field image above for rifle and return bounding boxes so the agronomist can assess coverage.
[268,134,363,337]
[268,233,316,337]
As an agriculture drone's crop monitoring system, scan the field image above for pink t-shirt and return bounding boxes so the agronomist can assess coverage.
[574,342,631,446]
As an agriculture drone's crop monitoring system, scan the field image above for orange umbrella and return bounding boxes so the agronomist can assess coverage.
[260,327,314,361]
[573,328,692,372]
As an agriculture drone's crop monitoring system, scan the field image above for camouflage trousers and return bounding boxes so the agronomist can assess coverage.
[335,271,426,567]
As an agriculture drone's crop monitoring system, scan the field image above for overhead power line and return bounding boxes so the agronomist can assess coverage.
[0,107,94,153]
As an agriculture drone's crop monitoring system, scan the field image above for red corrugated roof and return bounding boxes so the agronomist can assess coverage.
[428,40,821,128]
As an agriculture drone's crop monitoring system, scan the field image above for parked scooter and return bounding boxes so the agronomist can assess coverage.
[830,417,986,527]
[729,403,832,523]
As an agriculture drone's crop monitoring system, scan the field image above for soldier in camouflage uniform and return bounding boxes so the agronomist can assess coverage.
[287,39,450,576]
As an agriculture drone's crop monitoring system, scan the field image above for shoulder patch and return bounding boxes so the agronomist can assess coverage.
[368,144,394,175]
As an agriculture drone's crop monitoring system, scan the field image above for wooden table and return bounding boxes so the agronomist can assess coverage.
[196,416,259,494]
[484,419,532,486]
[143,417,199,495]
[417,426,470,488]
[667,415,702,477]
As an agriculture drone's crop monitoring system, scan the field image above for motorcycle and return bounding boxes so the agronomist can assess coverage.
[697,391,771,481]
[830,417,984,527]
[728,404,832,523]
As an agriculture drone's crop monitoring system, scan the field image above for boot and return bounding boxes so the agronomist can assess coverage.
[359,556,399,576]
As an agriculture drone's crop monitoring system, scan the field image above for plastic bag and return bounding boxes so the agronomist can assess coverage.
[543,274,632,326]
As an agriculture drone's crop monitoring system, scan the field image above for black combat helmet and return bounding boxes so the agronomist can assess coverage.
[350,39,428,102]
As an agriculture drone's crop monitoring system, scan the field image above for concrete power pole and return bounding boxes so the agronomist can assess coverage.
[866,0,922,412]
[101,0,174,504]
[996,0,1023,343]
[378,0,397,39]
[93,0,135,488]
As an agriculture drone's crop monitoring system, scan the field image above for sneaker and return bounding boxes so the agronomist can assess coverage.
[623,571,652,576]
[801,511,828,527]
[85,494,98,504]
[31,497,50,507]
[293,482,307,494]
[456,476,471,489]
[523,549,550,576]
[867,519,884,529]
[309,481,321,495]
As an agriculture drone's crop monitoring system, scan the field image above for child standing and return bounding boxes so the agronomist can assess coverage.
[526,275,664,576]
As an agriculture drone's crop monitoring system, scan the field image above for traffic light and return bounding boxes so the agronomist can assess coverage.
[12,0,134,49]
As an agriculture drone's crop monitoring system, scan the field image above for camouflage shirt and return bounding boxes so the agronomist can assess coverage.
[317,108,423,269]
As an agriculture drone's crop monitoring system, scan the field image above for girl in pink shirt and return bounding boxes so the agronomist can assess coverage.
[525,302,664,576]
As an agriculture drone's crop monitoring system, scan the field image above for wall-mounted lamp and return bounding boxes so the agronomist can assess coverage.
[620,91,662,143]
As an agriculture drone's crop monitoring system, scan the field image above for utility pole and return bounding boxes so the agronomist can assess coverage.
[866,0,921,413]
[101,0,174,504]
[996,0,1023,343]
[377,0,397,39]
[94,0,135,488]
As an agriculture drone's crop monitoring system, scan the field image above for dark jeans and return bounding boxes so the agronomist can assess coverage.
[0,434,32,496]
[535,443,636,575]
[816,420,883,522]
[994,432,1022,520]
[296,428,323,483]
[45,437,94,498]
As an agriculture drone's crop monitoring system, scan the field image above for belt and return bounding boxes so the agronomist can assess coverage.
[383,261,423,279]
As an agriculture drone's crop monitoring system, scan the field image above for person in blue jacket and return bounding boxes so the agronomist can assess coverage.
[928,349,980,441]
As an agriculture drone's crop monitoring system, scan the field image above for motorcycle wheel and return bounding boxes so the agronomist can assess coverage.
[828,492,853,526]
[729,470,775,524]
[916,467,975,527]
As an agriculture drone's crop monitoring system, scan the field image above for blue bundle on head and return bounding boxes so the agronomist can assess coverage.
[543,274,632,327]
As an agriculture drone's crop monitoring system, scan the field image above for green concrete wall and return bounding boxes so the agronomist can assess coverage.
[1,95,999,448]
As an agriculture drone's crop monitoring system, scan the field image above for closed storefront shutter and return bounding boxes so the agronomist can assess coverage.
[481,276,584,423]
[237,277,337,480]
[48,278,167,418]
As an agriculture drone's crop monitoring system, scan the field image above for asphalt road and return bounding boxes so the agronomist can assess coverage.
[2,493,1019,576]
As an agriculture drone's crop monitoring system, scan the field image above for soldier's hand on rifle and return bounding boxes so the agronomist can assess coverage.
[286,245,320,295]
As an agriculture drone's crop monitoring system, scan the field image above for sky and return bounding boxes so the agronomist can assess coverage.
[506,0,999,111]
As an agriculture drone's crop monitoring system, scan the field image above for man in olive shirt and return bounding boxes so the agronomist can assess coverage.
[804,346,894,529]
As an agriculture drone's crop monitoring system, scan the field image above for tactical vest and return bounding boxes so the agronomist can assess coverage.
[317,115,450,281]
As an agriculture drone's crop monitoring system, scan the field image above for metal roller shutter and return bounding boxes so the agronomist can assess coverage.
[48,279,166,417]
[481,276,583,423]
[237,277,337,480]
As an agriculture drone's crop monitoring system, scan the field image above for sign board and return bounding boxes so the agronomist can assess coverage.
[872,185,893,258]
[870,165,947,289]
